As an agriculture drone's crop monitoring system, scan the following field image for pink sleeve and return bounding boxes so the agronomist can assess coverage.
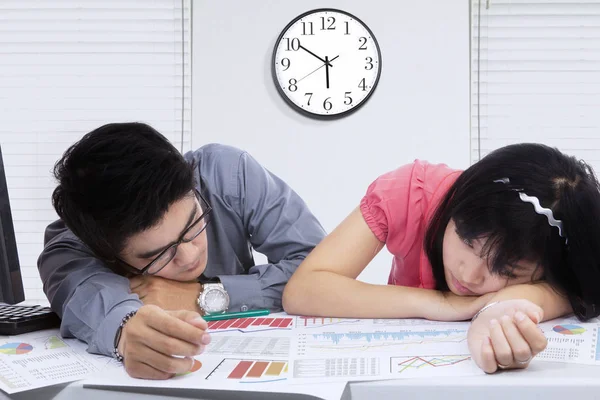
[360,161,456,250]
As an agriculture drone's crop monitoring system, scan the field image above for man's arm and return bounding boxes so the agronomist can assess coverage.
[219,151,327,311]
[39,221,209,378]
[38,220,142,356]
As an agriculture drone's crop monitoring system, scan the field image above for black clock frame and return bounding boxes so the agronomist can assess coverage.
[271,8,383,120]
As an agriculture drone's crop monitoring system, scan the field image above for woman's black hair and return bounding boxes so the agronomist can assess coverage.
[425,143,600,320]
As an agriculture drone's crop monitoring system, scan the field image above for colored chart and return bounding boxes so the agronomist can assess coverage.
[45,336,67,350]
[190,359,202,372]
[206,359,288,381]
[207,317,292,331]
[176,359,203,376]
[297,316,361,328]
[0,343,33,355]
[297,329,467,356]
[312,329,466,345]
[389,355,483,378]
[395,355,471,373]
[553,325,586,335]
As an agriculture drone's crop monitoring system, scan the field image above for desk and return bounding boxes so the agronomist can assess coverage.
[4,361,600,400]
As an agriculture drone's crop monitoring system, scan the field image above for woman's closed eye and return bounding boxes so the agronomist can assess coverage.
[456,229,474,248]
[498,269,518,279]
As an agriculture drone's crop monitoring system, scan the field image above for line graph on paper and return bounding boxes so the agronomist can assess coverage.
[390,355,484,378]
[296,329,469,357]
[295,316,362,329]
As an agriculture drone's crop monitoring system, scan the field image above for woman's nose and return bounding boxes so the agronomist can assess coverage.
[460,259,486,286]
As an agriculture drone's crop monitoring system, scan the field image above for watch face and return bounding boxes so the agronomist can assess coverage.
[272,8,382,119]
[203,287,229,313]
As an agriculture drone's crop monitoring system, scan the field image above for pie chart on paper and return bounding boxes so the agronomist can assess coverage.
[0,342,33,355]
[552,324,586,335]
[176,359,203,376]
[189,359,202,372]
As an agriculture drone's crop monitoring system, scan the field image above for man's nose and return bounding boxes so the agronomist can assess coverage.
[175,240,198,264]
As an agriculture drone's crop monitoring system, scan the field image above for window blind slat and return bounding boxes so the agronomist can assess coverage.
[474,27,600,37]
[0,0,184,8]
[471,0,600,179]
[0,0,191,302]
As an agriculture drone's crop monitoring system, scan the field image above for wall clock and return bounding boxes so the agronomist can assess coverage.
[272,9,382,119]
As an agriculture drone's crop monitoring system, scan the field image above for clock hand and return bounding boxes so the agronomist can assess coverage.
[325,56,330,89]
[299,45,332,66]
[325,55,340,89]
[298,55,340,83]
[298,63,327,83]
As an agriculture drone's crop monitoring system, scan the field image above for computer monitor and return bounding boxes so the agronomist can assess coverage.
[0,145,25,304]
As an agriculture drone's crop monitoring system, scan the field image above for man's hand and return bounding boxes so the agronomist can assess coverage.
[118,305,211,379]
[422,291,497,321]
[129,275,201,311]
[467,299,548,373]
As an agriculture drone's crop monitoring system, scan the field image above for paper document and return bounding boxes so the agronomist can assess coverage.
[3,313,598,398]
[537,321,599,364]
[0,329,121,394]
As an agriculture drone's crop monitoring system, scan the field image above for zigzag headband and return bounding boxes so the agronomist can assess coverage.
[493,178,567,242]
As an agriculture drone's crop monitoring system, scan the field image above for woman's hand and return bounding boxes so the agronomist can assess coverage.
[467,299,548,373]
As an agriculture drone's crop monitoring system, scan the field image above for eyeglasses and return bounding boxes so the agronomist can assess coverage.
[118,189,212,276]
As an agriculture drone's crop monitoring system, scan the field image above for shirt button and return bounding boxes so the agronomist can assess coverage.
[240,305,248,312]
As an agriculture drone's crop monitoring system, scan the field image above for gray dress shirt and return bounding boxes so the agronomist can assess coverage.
[37,144,326,356]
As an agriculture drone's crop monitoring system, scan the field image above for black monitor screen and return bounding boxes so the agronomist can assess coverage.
[0,145,25,304]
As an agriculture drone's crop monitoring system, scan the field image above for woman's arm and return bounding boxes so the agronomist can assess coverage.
[283,208,492,320]
[485,282,572,321]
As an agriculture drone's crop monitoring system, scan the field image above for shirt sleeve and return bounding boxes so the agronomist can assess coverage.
[217,152,326,311]
[37,220,142,356]
[359,160,455,253]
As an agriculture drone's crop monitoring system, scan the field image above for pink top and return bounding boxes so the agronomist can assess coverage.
[360,160,461,289]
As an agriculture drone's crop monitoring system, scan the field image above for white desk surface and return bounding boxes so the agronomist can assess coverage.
[4,302,599,399]
[2,361,599,400]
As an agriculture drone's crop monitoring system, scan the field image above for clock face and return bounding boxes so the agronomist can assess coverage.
[272,9,382,119]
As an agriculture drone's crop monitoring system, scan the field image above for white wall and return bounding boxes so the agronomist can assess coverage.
[192,0,470,283]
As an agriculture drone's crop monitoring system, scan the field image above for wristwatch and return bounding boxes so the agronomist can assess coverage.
[197,282,230,315]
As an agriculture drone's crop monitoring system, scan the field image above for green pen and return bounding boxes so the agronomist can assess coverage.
[203,309,270,321]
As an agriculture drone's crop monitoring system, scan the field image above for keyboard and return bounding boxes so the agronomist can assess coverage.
[0,304,60,336]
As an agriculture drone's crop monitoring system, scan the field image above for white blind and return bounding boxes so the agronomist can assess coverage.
[0,0,192,301]
[471,0,600,175]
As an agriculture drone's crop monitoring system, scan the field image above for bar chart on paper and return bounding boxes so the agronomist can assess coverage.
[296,316,362,328]
[207,317,293,333]
[206,358,288,382]
[296,328,469,357]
